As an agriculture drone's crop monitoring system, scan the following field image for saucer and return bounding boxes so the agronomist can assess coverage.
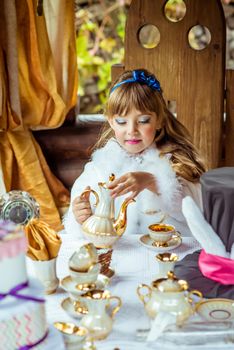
[196,298,234,322]
[61,273,110,297]
[61,297,88,319]
[139,232,182,252]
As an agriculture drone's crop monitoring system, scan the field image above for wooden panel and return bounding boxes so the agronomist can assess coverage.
[111,64,125,83]
[33,122,102,188]
[122,0,226,168]
[225,70,234,166]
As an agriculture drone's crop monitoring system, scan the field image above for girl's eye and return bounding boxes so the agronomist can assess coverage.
[115,118,127,125]
[138,117,150,124]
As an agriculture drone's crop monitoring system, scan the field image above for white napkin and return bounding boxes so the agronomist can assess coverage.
[182,196,228,258]
[147,311,176,342]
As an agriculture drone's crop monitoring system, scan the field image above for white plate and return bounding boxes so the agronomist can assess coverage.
[196,298,234,322]
[61,297,88,319]
[139,232,182,252]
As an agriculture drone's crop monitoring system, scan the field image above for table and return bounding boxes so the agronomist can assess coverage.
[43,234,234,350]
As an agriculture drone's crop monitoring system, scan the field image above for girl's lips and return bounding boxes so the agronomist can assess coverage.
[125,139,141,145]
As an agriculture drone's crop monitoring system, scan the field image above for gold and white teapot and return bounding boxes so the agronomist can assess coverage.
[81,175,134,248]
[137,271,202,326]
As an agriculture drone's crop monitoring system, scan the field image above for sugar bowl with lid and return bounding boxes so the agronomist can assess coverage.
[137,271,202,326]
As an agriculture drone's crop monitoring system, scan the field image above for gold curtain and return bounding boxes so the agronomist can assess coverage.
[0,0,78,230]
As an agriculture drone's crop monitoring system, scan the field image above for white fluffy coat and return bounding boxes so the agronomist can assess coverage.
[63,139,202,238]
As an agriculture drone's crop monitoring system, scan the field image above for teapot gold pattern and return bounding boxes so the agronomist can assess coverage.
[81,174,135,248]
[137,271,202,326]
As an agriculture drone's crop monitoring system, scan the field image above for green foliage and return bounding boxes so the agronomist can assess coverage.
[76,3,127,113]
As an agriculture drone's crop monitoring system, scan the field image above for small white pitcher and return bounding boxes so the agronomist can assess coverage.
[80,289,122,340]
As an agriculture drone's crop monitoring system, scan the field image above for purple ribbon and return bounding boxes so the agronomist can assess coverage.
[0,282,45,303]
[19,330,49,350]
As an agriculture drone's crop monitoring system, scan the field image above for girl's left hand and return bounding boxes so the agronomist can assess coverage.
[107,171,159,200]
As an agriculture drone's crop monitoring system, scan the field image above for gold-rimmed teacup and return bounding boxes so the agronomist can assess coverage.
[148,223,175,244]
[61,275,96,300]
[53,321,88,345]
[69,263,100,284]
[69,243,98,272]
[61,297,88,319]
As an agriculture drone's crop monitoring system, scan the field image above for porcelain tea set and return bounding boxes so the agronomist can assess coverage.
[78,173,180,253]
[57,174,191,346]
[59,242,122,347]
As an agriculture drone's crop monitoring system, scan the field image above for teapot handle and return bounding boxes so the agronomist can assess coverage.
[108,296,122,318]
[80,189,99,207]
[136,284,152,306]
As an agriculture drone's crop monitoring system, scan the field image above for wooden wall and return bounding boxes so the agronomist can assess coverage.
[112,0,226,169]
[34,122,103,189]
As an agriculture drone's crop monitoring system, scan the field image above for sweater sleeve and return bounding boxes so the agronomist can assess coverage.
[63,161,101,238]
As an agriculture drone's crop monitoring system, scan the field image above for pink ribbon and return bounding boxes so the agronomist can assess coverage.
[198,249,234,285]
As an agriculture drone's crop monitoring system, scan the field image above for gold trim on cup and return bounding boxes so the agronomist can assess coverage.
[76,283,96,291]
[74,301,88,314]
[156,252,178,262]
[53,322,88,336]
[82,289,111,300]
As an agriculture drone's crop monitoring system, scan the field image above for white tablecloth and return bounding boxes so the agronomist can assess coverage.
[43,234,234,350]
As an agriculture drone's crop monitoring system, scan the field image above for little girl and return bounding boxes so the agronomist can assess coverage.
[64,69,206,237]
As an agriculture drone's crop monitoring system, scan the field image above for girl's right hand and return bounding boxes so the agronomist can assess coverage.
[72,186,92,224]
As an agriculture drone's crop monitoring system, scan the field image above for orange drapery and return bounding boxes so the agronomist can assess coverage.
[0,0,78,230]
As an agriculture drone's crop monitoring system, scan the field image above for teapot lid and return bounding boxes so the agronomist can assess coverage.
[151,271,189,292]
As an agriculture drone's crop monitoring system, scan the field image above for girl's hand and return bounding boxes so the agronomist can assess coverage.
[107,172,159,200]
[72,186,92,224]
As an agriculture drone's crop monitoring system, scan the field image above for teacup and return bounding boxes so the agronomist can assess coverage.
[69,263,100,284]
[148,223,175,244]
[30,257,59,294]
[155,252,178,278]
[53,322,88,346]
[69,243,98,272]
[61,275,97,300]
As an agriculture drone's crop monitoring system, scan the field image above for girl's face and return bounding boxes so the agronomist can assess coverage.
[109,107,159,154]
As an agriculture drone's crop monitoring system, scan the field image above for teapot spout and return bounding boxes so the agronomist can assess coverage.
[113,198,135,236]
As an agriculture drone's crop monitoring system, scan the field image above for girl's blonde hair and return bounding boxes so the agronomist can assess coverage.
[95,69,206,182]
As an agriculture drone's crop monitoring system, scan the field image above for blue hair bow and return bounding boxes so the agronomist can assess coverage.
[110,69,161,94]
